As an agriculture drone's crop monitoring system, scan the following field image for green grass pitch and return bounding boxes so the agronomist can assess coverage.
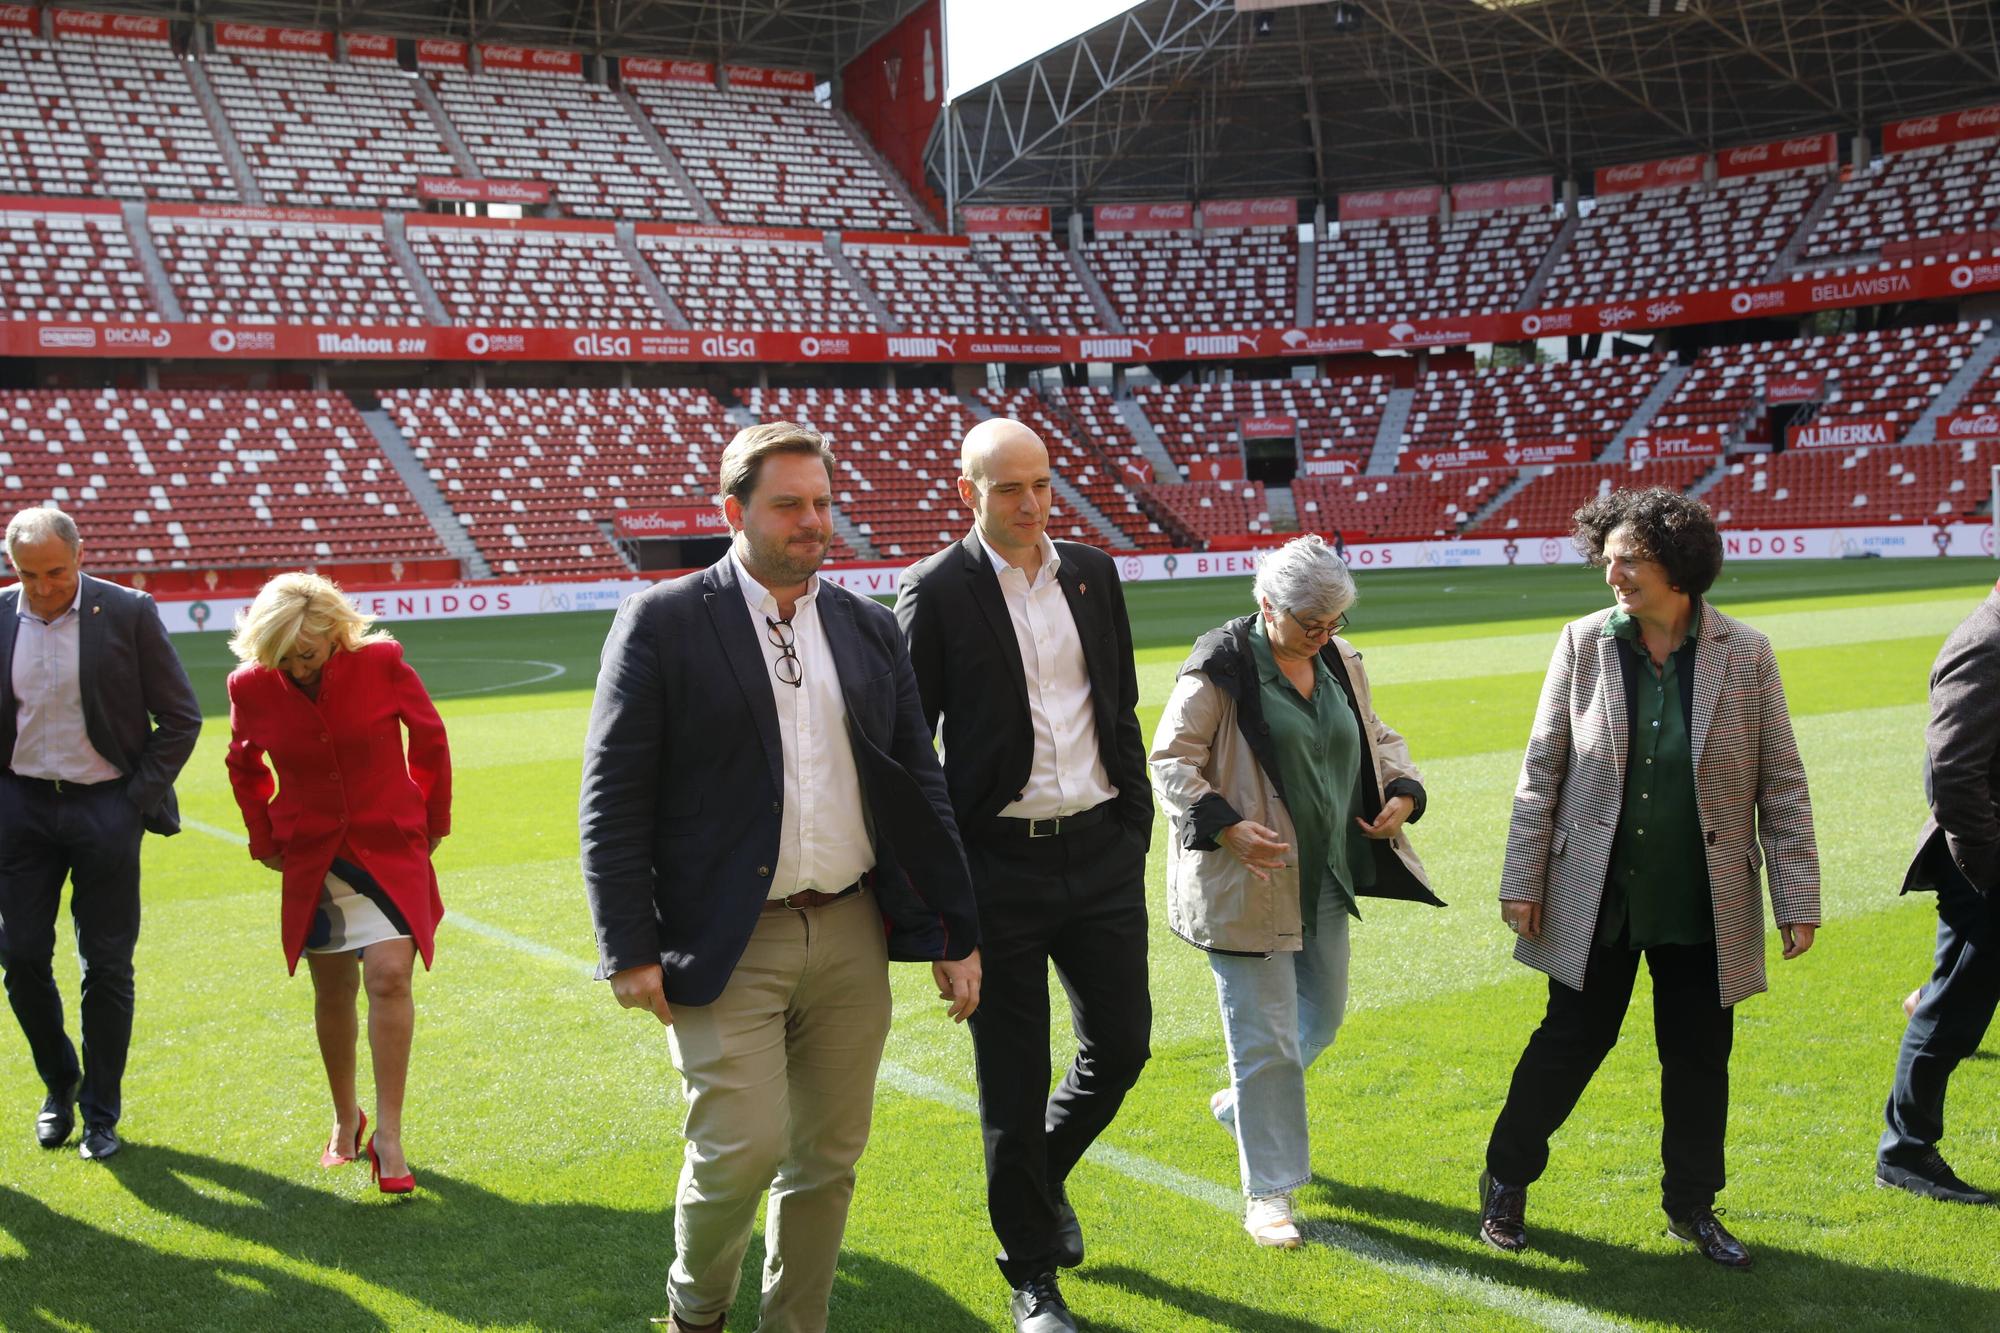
[5,556,2000,1331]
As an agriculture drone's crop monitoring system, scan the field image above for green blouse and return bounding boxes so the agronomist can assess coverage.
[1249,620,1372,931]
[1596,609,1713,949]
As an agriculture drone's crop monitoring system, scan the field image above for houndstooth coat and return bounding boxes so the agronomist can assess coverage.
[1499,601,1820,1007]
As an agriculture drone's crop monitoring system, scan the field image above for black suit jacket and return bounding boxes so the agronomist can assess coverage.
[579,555,979,1007]
[1904,587,2000,896]
[895,534,1151,847]
[0,573,201,835]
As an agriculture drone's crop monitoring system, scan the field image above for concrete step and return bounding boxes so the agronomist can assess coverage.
[617,88,718,225]
[615,220,690,328]
[122,199,183,322]
[383,212,451,326]
[356,405,493,579]
[1265,484,1299,533]
[1768,172,1843,282]
[1686,455,1734,502]
[1460,467,1540,535]
[1600,360,1690,462]
[825,231,901,332]
[1366,388,1414,475]
[415,78,481,177]
[1115,399,1182,482]
[1069,246,1126,335]
[1518,211,1580,310]
[1294,239,1317,329]
[185,55,262,205]
[830,506,880,562]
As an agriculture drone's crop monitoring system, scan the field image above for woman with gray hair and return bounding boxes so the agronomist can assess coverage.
[1149,535,1442,1247]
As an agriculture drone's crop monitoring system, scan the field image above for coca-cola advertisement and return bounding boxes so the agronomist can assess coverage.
[1884,103,2000,155]
[1715,133,1837,179]
[1337,187,1441,223]
[417,178,554,205]
[620,57,714,86]
[0,6,40,33]
[479,44,581,77]
[1625,430,1726,460]
[960,205,1050,234]
[214,24,335,57]
[614,508,729,539]
[54,9,168,40]
[1201,197,1299,230]
[1593,153,1708,196]
[1237,416,1297,440]
[1938,410,2000,441]
[1450,175,1553,214]
[1093,202,1194,233]
[415,39,468,68]
[1764,373,1826,403]
[724,64,815,92]
[344,33,398,62]
[1788,416,1897,449]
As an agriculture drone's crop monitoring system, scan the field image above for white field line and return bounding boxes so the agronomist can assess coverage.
[174,820,1634,1333]
[417,657,569,698]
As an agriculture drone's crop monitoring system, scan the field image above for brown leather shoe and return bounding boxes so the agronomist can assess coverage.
[1666,1207,1752,1268]
[649,1310,723,1332]
[1477,1170,1528,1252]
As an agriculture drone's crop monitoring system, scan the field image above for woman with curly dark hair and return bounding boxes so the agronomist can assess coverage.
[1474,487,1821,1268]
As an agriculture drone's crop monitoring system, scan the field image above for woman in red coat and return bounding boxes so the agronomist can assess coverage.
[224,573,450,1194]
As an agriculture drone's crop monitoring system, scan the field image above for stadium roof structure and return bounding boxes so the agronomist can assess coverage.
[94,0,927,71]
[927,0,2000,210]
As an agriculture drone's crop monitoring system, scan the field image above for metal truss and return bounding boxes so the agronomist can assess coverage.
[927,0,2000,211]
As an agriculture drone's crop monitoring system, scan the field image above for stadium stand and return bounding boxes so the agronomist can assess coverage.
[381,386,756,577]
[405,218,668,328]
[635,227,879,331]
[429,67,697,220]
[628,80,917,231]
[1703,439,2000,528]
[0,389,444,569]
[975,387,1174,550]
[204,48,458,211]
[1086,226,1297,333]
[840,235,1027,333]
[1803,138,2000,263]
[970,231,1107,335]
[0,28,235,202]
[0,201,157,322]
[1544,171,1820,305]
[1468,458,1713,535]
[150,212,427,325]
[1400,356,1668,463]
[1134,376,1390,473]
[1317,207,1558,322]
[1292,471,1500,541]
[1141,480,1273,542]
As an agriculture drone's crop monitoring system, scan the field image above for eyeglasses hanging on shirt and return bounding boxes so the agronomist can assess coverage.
[766,617,802,688]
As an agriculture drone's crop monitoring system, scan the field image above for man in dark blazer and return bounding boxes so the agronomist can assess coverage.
[895,419,1151,1333]
[1879,578,2000,1206]
[579,422,982,1333]
[1,506,200,1161]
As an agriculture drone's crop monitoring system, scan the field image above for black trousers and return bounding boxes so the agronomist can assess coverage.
[1486,934,1734,1216]
[965,813,1151,1285]
[1881,847,1998,1165]
[0,773,145,1129]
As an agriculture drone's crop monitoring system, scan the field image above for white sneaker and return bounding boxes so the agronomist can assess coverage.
[1245,1192,1303,1248]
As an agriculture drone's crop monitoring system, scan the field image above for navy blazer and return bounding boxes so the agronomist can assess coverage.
[0,572,202,835]
[895,533,1151,846]
[1904,587,2000,895]
[579,554,979,1006]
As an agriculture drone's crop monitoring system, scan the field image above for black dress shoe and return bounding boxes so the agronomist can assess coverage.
[1477,1170,1528,1252]
[1666,1206,1751,1268]
[1878,1148,1996,1205]
[1009,1271,1077,1333]
[1052,1183,1084,1269]
[79,1124,121,1161]
[35,1079,79,1149]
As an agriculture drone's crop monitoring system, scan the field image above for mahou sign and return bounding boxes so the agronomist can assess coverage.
[1789,416,1897,449]
[614,508,729,539]
[214,24,335,57]
[1764,372,1826,403]
[1201,197,1299,229]
[418,178,553,204]
[960,205,1049,234]
[1094,202,1193,233]
[1594,152,1708,196]
[1450,175,1553,214]
[1716,133,1837,179]
[620,57,714,85]
[1338,186,1440,223]
[1884,103,2000,154]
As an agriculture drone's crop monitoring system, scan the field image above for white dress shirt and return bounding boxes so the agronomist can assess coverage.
[732,550,875,899]
[979,532,1116,820]
[9,582,122,784]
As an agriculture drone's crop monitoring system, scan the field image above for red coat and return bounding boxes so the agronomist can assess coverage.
[225,640,452,972]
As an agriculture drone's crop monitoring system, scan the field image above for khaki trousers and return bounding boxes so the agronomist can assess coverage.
[666,889,892,1333]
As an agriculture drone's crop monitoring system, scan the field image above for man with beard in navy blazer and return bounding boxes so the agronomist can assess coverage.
[580,421,983,1333]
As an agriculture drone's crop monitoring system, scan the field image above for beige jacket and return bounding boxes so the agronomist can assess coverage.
[1149,616,1439,955]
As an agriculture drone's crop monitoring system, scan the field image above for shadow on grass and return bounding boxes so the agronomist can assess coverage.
[1078,1262,1336,1332]
[70,1145,976,1331]
[1310,1174,2000,1331]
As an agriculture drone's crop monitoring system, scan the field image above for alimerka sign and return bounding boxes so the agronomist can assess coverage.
[1788,416,1897,449]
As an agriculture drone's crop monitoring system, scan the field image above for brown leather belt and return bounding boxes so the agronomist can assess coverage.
[764,882,862,912]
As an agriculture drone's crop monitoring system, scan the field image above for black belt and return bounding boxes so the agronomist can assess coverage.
[764,882,863,912]
[990,800,1115,840]
[8,772,120,795]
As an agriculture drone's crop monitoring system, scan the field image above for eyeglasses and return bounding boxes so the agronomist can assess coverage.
[766,617,802,688]
[1283,606,1347,641]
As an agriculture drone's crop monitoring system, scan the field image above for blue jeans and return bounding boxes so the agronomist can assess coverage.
[1207,890,1351,1195]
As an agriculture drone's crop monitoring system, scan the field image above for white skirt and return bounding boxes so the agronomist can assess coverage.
[303,858,411,956]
